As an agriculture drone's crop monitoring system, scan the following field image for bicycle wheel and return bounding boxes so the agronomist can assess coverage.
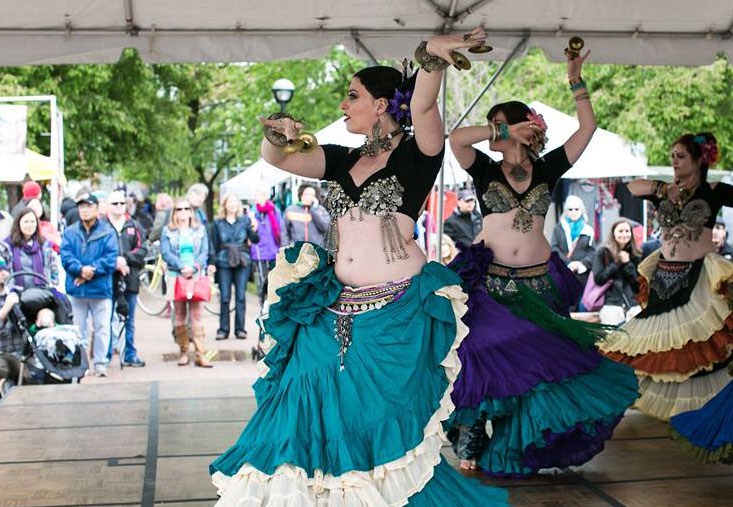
[137,267,169,316]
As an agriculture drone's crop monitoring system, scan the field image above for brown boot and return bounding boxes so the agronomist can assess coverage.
[174,325,190,366]
[191,325,213,368]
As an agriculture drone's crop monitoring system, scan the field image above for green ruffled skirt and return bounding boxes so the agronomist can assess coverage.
[210,242,509,506]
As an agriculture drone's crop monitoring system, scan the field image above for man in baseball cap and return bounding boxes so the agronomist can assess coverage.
[61,190,118,376]
[444,188,483,246]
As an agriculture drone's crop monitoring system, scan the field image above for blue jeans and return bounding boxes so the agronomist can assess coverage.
[110,293,139,361]
[70,296,112,366]
[217,265,249,335]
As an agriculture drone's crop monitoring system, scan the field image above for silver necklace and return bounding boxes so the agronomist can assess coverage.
[503,158,530,182]
[360,123,403,158]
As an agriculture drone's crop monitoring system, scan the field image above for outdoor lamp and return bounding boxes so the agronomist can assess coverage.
[272,78,295,112]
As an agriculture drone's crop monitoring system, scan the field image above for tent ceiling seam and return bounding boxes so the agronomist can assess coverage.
[1,27,730,40]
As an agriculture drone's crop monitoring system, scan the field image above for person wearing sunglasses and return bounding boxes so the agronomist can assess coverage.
[550,194,596,289]
[445,45,638,477]
[160,198,212,368]
[104,190,147,367]
[601,132,733,424]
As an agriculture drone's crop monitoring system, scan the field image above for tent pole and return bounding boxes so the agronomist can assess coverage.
[433,70,448,261]
[351,30,378,66]
[449,35,528,132]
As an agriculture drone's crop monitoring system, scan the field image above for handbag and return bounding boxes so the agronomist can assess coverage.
[174,271,211,302]
[581,272,612,312]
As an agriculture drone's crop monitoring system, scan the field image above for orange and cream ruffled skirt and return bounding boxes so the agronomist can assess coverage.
[599,250,733,421]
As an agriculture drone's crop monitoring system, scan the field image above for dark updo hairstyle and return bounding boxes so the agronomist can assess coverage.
[353,66,416,128]
[672,132,718,182]
[486,101,547,153]
[486,100,532,125]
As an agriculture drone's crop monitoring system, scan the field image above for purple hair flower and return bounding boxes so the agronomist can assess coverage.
[387,89,412,123]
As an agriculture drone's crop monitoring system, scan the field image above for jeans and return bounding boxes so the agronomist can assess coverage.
[110,293,139,361]
[218,265,249,335]
[70,296,112,366]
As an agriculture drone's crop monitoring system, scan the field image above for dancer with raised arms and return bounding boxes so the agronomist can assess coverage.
[445,41,639,477]
[210,29,509,505]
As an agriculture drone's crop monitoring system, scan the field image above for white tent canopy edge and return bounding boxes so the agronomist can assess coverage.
[1,1,732,66]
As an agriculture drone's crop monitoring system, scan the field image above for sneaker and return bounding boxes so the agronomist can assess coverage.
[215,332,228,341]
[236,330,247,340]
[93,364,108,377]
[123,356,146,367]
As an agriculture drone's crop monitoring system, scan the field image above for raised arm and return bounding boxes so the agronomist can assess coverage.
[449,123,540,169]
[627,179,661,198]
[411,28,488,156]
[563,50,598,165]
[258,116,327,179]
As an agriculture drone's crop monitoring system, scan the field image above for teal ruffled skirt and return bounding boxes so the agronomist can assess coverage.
[210,242,509,506]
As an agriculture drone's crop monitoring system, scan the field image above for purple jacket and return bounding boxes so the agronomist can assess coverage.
[251,207,283,261]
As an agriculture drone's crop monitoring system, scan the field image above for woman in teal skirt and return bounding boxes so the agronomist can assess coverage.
[210,30,509,505]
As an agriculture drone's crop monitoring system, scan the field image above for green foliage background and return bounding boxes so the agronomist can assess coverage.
[2,46,731,213]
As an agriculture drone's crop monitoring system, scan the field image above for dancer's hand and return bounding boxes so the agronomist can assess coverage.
[507,121,543,146]
[426,27,487,67]
[258,116,305,142]
[567,49,591,83]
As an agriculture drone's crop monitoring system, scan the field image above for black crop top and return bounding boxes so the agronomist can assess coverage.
[465,146,572,232]
[320,136,444,263]
[321,135,444,221]
[641,180,733,230]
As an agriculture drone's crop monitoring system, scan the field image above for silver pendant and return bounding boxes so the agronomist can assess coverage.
[509,164,529,182]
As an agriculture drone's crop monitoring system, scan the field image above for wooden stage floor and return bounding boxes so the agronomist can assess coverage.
[1,379,731,507]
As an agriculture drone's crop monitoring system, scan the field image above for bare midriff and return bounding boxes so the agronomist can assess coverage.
[660,227,714,261]
[473,210,551,266]
[334,210,426,287]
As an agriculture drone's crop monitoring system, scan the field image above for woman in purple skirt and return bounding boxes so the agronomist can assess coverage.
[445,45,639,477]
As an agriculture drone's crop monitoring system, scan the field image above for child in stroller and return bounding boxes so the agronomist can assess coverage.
[0,269,88,396]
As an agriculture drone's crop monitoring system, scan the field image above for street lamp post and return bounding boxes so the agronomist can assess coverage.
[272,78,295,113]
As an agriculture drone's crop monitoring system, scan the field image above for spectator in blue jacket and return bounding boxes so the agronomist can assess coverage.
[207,192,259,340]
[60,193,119,377]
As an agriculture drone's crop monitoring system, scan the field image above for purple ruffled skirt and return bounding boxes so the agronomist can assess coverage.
[446,242,639,477]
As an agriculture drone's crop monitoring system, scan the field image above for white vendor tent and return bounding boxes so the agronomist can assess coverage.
[442,100,650,185]
[222,118,364,200]
[0,1,731,66]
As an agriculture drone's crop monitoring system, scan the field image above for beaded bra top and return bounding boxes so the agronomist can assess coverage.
[466,146,572,233]
[641,181,733,257]
[482,181,552,233]
[321,137,443,263]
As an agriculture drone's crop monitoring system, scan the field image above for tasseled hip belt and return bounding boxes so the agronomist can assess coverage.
[328,277,411,371]
[485,260,552,297]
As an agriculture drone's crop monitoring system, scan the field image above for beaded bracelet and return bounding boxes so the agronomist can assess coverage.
[570,79,587,92]
[497,122,510,141]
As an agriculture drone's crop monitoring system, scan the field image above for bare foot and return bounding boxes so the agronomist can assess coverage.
[460,459,477,470]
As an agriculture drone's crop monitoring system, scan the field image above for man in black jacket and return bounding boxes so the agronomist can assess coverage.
[713,218,733,260]
[443,189,482,247]
[105,190,147,367]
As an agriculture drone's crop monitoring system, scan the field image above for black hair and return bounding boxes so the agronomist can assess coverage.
[486,101,532,125]
[297,182,320,201]
[353,66,416,128]
[672,132,718,182]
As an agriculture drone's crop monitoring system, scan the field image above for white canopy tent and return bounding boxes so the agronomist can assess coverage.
[0,1,731,66]
[222,118,365,201]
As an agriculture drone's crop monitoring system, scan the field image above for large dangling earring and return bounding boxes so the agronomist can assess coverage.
[360,119,383,157]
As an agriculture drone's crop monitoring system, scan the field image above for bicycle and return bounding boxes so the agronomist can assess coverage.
[137,242,170,316]
[137,241,232,316]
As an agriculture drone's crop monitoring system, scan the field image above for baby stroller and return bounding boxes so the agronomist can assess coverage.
[1,271,88,391]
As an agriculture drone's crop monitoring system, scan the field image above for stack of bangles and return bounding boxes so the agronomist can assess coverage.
[570,78,590,102]
[487,121,510,142]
